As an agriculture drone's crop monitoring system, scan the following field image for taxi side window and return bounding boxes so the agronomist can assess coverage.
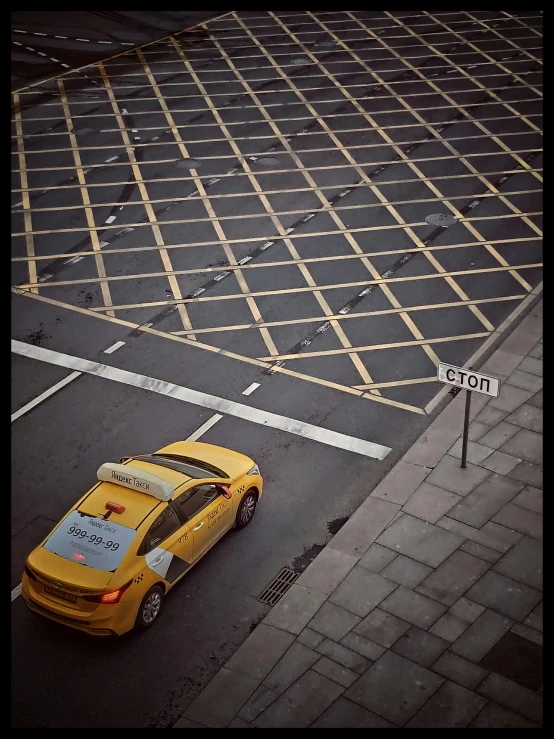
[138,505,181,555]
[174,484,219,522]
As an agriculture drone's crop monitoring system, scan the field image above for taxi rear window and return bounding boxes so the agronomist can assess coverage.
[44,512,136,572]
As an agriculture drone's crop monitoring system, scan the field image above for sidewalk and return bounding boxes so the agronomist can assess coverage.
[175,300,543,729]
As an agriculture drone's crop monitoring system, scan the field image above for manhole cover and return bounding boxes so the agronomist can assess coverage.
[258,567,299,606]
[479,631,542,691]
[425,213,459,227]
[70,126,96,135]
[175,158,201,169]
[255,156,280,167]
[291,57,309,65]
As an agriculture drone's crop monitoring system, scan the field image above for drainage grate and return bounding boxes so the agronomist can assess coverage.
[258,567,299,606]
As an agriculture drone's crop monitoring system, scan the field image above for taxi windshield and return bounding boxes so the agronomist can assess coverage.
[44,512,136,572]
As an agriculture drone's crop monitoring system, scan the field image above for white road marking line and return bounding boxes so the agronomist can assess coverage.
[242,382,260,396]
[11,340,392,460]
[104,340,126,354]
[11,370,82,423]
[11,584,22,602]
[186,414,224,441]
[104,215,116,224]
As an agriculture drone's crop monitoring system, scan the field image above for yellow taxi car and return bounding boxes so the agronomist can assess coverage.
[21,441,263,636]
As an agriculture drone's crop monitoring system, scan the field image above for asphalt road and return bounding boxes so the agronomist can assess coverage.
[11,10,542,728]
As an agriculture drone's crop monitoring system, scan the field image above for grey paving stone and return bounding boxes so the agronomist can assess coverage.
[488,384,535,413]
[263,585,328,635]
[313,657,358,688]
[448,473,524,528]
[357,543,397,573]
[477,421,520,449]
[506,404,543,433]
[429,598,485,642]
[460,540,502,564]
[402,426,458,467]
[316,638,371,673]
[534,601,542,615]
[329,565,397,618]
[262,641,320,695]
[253,670,344,728]
[512,485,542,514]
[474,406,508,426]
[468,421,490,441]
[311,697,395,728]
[228,717,253,728]
[437,517,523,553]
[450,609,514,662]
[238,686,279,722]
[468,701,540,728]
[391,626,449,667]
[376,514,464,568]
[506,369,543,392]
[529,342,543,359]
[492,503,542,540]
[426,455,490,496]
[466,571,542,621]
[329,497,400,558]
[380,554,433,588]
[501,429,542,464]
[481,450,521,475]
[297,627,324,650]
[185,668,259,728]
[507,461,542,488]
[523,611,543,632]
[173,717,206,728]
[226,625,296,682]
[448,439,494,464]
[511,623,543,646]
[527,389,543,409]
[406,680,487,728]
[370,460,432,505]
[431,651,489,690]
[476,672,543,724]
[401,483,461,524]
[481,348,523,378]
[354,607,411,648]
[345,651,444,726]
[498,317,542,357]
[308,601,361,641]
[297,546,358,596]
[380,586,447,629]
[518,356,542,377]
[493,536,543,591]
[340,632,386,661]
[417,551,491,606]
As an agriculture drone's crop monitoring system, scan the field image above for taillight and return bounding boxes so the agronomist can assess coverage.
[83,581,131,604]
[24,562,38,581]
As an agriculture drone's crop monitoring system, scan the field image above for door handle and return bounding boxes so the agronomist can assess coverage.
[192,522,204,531]
[150,555,164,566]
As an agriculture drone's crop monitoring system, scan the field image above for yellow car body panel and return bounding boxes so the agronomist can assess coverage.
[21,442,263,636]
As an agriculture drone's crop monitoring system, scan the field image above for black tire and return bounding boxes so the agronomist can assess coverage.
[136,585,164,630]
[234,489,258,529]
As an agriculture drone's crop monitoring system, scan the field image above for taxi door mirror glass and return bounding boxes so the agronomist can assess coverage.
[220,486,232,500]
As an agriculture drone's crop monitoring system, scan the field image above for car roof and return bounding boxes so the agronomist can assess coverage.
[79,459,192,530]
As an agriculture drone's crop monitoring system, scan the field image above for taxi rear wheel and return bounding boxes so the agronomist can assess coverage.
[136,585,164,629]
[235,489,257,530]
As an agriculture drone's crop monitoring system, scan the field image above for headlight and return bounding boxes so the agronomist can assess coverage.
[247,464,260,476]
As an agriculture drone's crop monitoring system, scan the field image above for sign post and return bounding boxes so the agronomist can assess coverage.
[437,363,501,469]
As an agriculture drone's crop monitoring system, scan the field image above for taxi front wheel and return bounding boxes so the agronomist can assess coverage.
[136,585,164,629]
[235,490,257,530]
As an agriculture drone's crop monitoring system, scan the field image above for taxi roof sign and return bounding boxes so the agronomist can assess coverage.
[97,462,174,501]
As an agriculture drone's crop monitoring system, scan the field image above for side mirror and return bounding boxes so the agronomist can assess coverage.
[220,485,232,500]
